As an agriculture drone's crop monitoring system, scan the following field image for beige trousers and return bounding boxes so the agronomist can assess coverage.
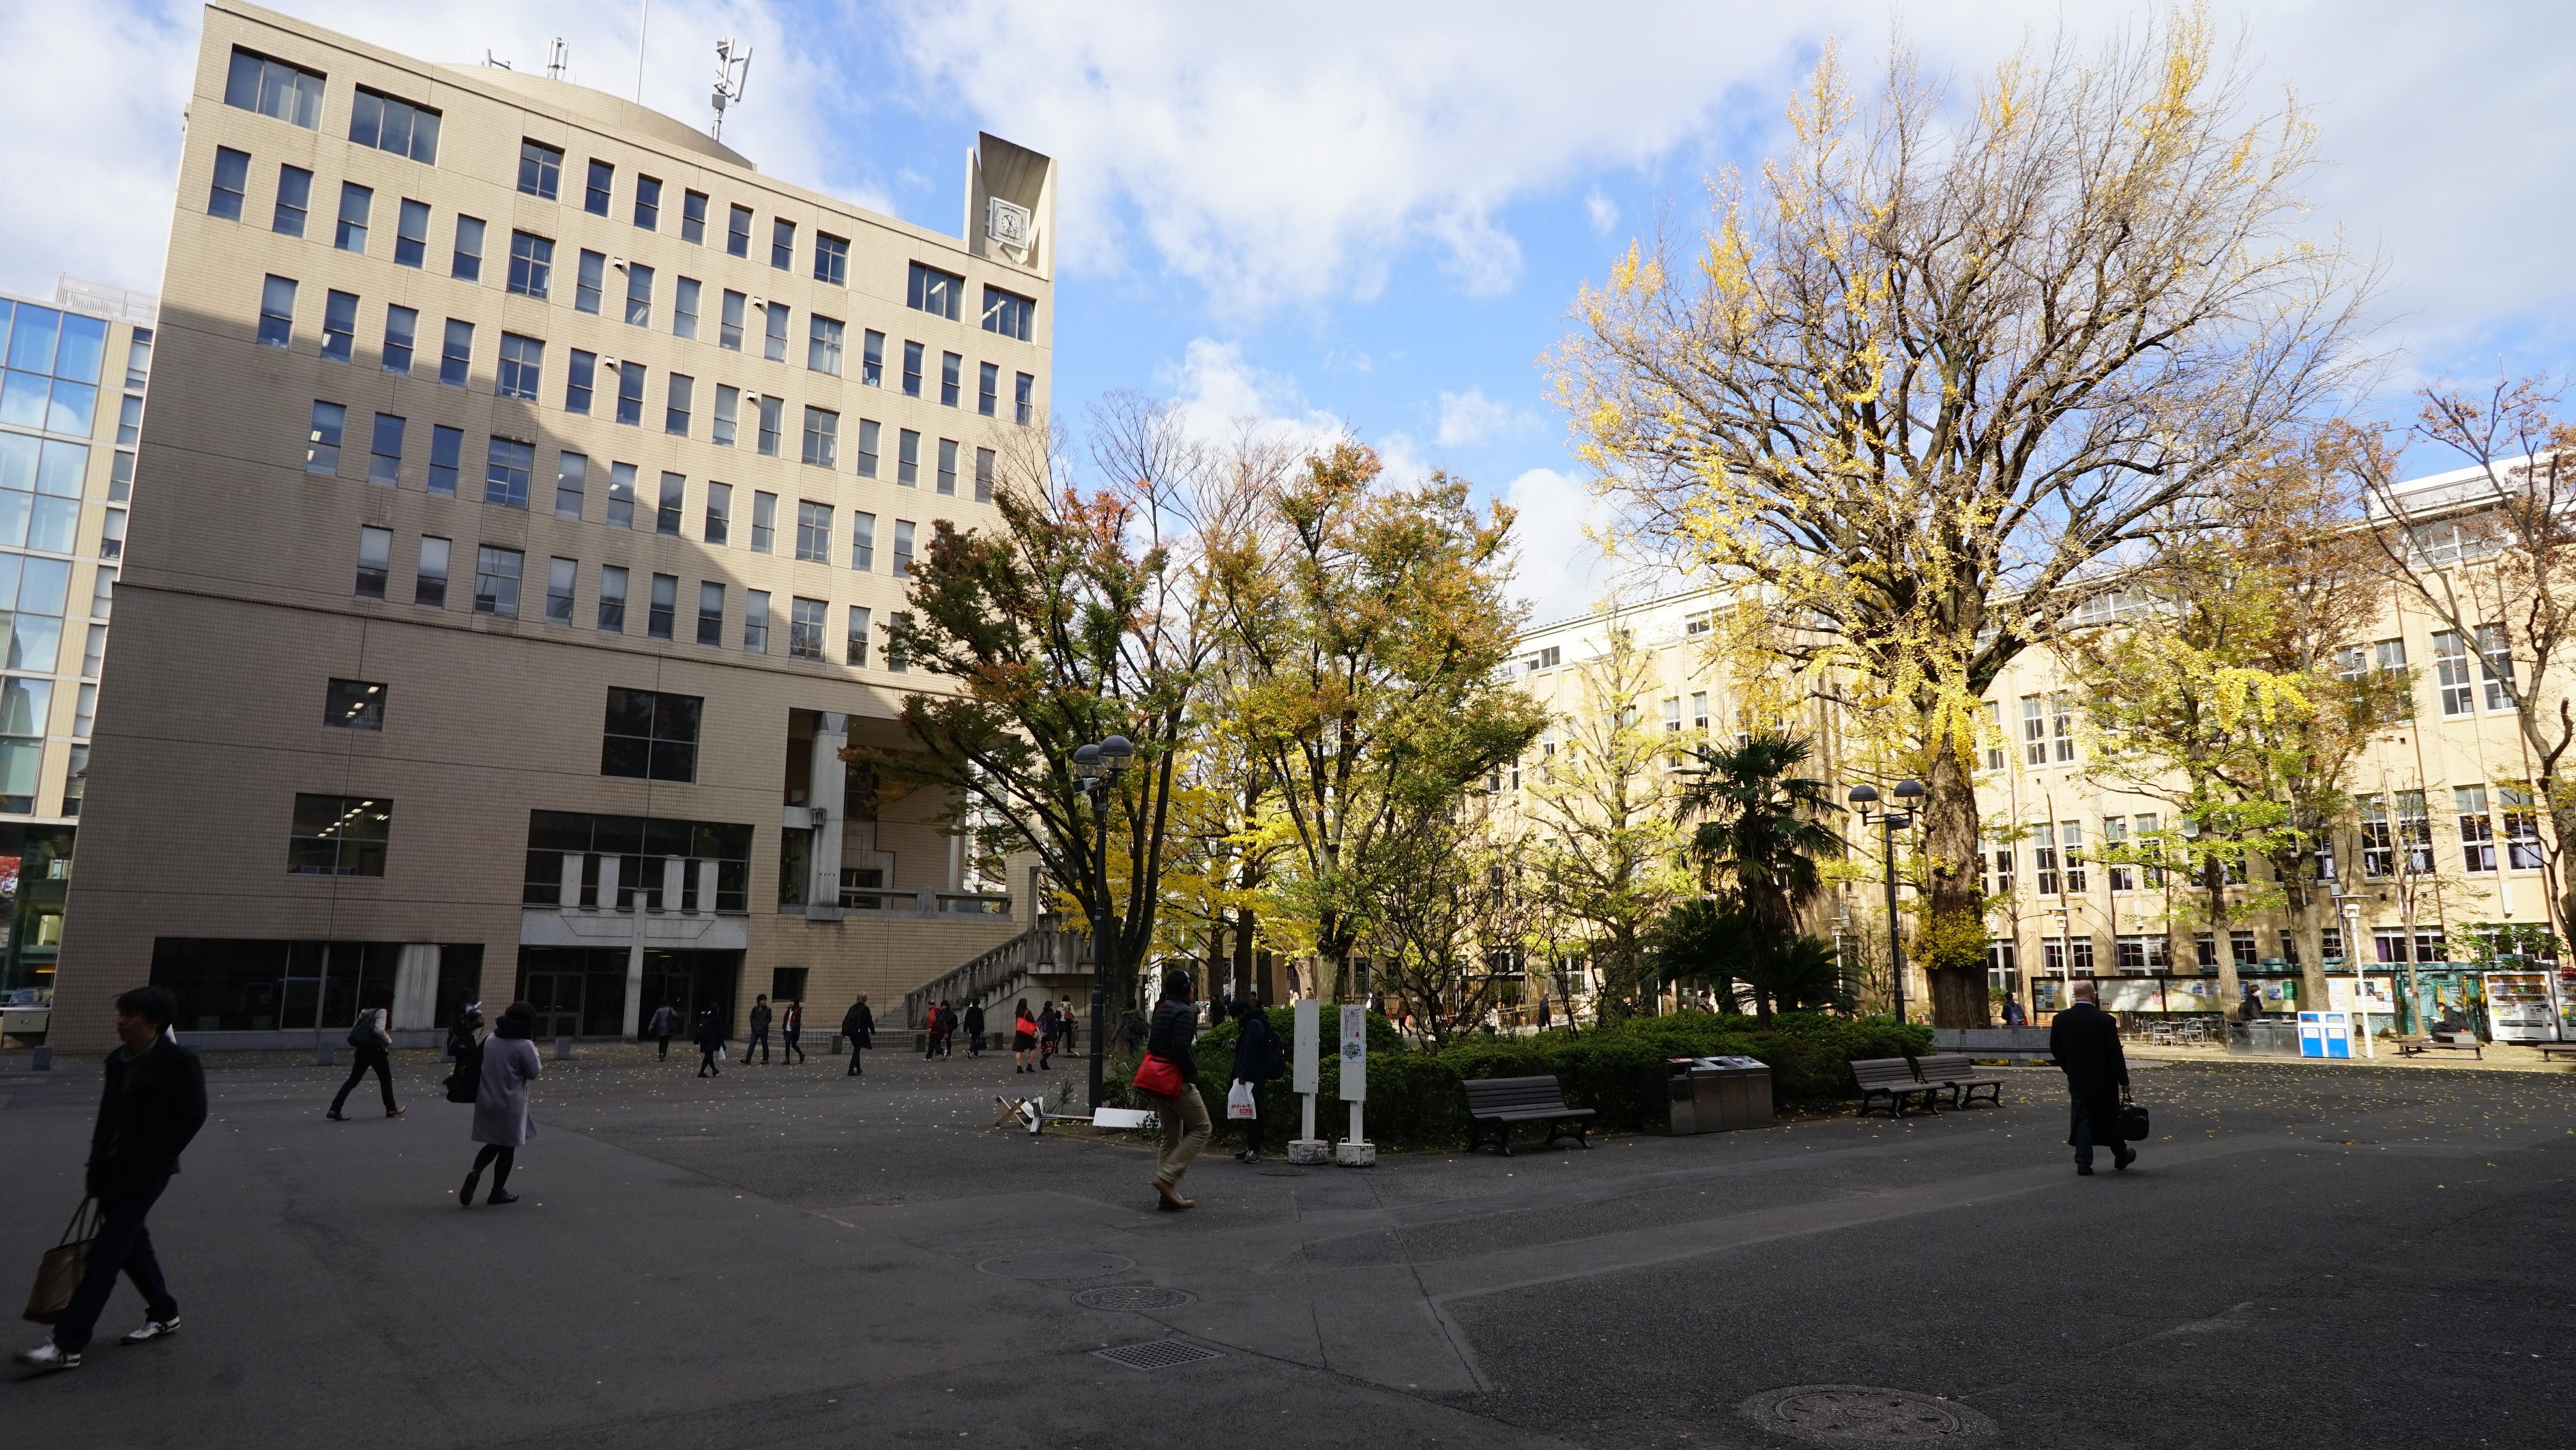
[1147,1086,1211,1185]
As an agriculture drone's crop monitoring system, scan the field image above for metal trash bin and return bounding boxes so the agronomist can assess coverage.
[1661,1056,1775,1134]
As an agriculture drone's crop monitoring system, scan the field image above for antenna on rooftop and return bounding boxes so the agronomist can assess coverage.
[547,39,568,81]
[484,50,511,70]
[710,39,752,139]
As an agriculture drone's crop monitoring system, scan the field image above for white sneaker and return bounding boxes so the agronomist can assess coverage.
[14,1340,78,1371]
[121,1316,180,1344]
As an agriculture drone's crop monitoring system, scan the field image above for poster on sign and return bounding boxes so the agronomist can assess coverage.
[1338,1003,1366,1102]
[2325,977,2397,1016]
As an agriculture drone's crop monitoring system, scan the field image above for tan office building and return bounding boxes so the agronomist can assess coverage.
[55,4,1054,1053]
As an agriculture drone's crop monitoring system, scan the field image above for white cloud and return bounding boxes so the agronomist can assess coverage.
[1502,467,1625,629]
[1435,387,1534,448]
[1585,187,1620,236]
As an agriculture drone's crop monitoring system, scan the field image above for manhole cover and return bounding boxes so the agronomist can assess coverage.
[1094,1338,1223,1371]
[976,1251,1135,1281]
[1074,1285,1195,1312]
[1738,1386,1996,1444]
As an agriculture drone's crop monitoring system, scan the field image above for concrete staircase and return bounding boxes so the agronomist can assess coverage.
[903,915,1094,1029]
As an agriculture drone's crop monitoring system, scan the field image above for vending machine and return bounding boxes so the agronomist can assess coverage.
[2482,970,2561,1043]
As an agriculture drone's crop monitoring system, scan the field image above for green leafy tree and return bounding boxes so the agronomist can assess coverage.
[1677,731,1845,1025]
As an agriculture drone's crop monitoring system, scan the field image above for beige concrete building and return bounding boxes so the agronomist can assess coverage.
[54,4,1056,1052]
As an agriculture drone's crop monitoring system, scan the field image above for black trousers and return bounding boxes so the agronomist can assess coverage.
[656,1033,671,1060]
[699,1046,721,1075]
[845,1044,865,1076]
[783,1029,804,1063]
[51,1171,176,1353]
[470,1143,516,1194]
[1236,1083,1264,1156]
[2067,1092,2124,1165]
[331,1044,397,1113]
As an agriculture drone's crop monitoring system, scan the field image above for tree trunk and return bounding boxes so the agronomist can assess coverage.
[2284,860,2330,1023]
[2552,801,2576,951]
[1234,905,1258,1004]
[1922,741,1988,1029]
[2208,859,2240,1022]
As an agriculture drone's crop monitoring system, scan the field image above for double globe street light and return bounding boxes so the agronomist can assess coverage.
[1847,779,1925,1024]
[1071,734,1133,1109]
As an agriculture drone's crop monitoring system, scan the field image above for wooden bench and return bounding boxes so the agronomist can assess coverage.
[1462,1075,1596,1156]
[2535,1044,2576,1063]
[2398,1035,2483,1060]
[1853,1056,1944,1117]
[1914,1052,2006,1109]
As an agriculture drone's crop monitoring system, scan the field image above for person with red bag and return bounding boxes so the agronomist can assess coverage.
[1135,971,1212,1211]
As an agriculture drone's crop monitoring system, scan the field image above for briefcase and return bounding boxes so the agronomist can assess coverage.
[22,1200,100,1325]
[2117,1097,2151,1142]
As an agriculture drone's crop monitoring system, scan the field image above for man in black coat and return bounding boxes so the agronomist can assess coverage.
[841,995,874,1077]
[18,986,207,1372]
[2047,980,2134,1176]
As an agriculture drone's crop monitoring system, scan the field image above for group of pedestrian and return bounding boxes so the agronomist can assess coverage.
[924,1000,960,1058]
[1004,996,1085,1072]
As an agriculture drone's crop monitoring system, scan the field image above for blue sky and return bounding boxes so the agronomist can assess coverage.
[5,1,2573,623]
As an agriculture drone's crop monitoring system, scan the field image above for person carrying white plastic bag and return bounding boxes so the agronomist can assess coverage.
[1226,1000,1285,1162]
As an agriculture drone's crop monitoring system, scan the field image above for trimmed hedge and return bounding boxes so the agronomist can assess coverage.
[1102,1008,1937,1150]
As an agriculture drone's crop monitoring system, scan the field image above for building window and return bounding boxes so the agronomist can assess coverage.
[857,420,881,479]
[545,556,576,626]
[507,231,553,298]
[2397,790,2434,874]
[665,373,693,435]
[383,304,415,374]
[2032,822,2059,895]
[974,447,995,504]
[802,407,838,468]
[326,678,386,730]
[2357,794,2392,878]
[496,333,543,400]
[394,199,429,267]
[788,596,825,659]
[902,340,923,397]
[349,86,440,163]
[272,164,311,236]
[2103,815,2132,892]
[554,451,587,519]
[2457,785,2496,872]
[1980,700,2004,772]
[575,250,604,314]
[99,508,126,560]
[893,519,916,578]
[704,482,732,544]
[756,395,784,457]
[625,263,655,327]
[523,810,753,913]
[846,606,872,666]
[87,566,113,620]
[601,687,701,782]
[804,230,847,283]
[719,289,745,350]
[320,289,357,362]
[427,426,460,497]
[727,204,752,257]
[935,438,958,496]
[897,428,919,486]
[744,589,771,653]
[940,351,961,407]
[367,413,404,486]
[439,318,473,387]
[1015,371,1035,425]
[414,536,449,607]
[597,565,628,632]
[2060,820,2085,892]
[862,330,884,387]
[906,261,963,319]
[2502,786,2545,870]
[615,362,645,426]
[713,385,738,447]
[795,500,832,562]
[353,524,389,596]
[696,582,725,645]
[2432,630,2473,716]
[224,47,324,128]
[474,545,524,617]
[977,361,998,418]
[647,573,677,639]
[763,302,789,362]
[257,275,296,347]
[584,158,613,217]
[2021,694,2047,767]
[674,278,700,339]
[980,285,1035,340]
[751,491,777,553]
[606,462,638,529]
[681,190,708,244]
[306,400,346,475]
[485,437,533,507]
[121,393,149,444]
[2476,623,2517,712]
[809,315,844,375]
[887,614,911,672]
[518,140,564,199]
[288,795,392,876]
[632,173,661,230]
[208,146,250,219]
[1985,839,2014,896]
[771,217,796,269]
[656,472,685,536]
[451,216,485,281]
[851,512,875,571]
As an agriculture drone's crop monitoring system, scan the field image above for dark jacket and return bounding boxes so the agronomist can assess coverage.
[840,1003,874,1045]
[1147,999,1199,1078]
[90,1037,208,1200]
[2048,1001,2129,1100]
[1121,1009,1150,1051]
[694,1011,726,1050]
[1231,1012,1284,1083]
[749,1003,772,1034]
[963,1004,985,1036]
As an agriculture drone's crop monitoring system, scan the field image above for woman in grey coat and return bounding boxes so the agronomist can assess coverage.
[461,1001,541,1207]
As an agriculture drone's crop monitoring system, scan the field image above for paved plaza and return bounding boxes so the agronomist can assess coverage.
[3,1043,2571,1448]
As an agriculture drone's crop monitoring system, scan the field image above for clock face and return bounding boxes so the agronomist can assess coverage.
[988,198,1032,247]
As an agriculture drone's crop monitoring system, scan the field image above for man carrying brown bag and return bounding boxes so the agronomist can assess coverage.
[17,985,206,1374]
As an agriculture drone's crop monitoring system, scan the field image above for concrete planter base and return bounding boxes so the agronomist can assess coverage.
[1286,1138,1330,1165]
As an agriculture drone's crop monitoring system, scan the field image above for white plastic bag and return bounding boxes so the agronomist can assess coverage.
[716,1046,727,1062]
[1226,1080,1258,1120]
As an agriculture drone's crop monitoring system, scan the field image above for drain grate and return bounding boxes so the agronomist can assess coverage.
[976,1251,1135,1281]
[1738,1385,1996,1445]
[1094,1338,1223,1371]
[1074,1285,1195,1312]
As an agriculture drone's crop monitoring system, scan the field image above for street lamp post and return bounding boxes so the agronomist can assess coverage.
[1847,780,1926,1023]
[2342,897,2374,1057]
[1072,734,1133,1110]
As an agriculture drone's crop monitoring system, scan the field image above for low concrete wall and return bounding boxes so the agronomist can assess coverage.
[1932,1027,2053,1054]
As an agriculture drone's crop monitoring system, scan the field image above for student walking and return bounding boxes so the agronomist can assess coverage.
[694,1005,726,1077]
[646,1001,679,1061]
[2048,980,2134,1176]
[841,995,874,1076]
[1037,1000,1060,1070]
[745,995,773,1065]
[1013,1000,1039,1073]
[963,1001,986,1057]
[1058,998,1079,1053]
[1139,971,1212,1211]
[327,993,404,1120]
[1229,999,1285,1163]
[461,1002,541,1207]
[15,986,207,1373]
[781,999,806,1065]
[1122,1005,1150,1054]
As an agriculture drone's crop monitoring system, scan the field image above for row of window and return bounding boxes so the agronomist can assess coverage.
[2006,926,2461,976]
[349,526,910,668]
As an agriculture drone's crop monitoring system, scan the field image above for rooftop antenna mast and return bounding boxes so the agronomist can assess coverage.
[710,39,752,139]
[546,38,568,81]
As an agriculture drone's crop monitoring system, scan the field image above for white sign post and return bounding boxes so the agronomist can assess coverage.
[1336,1002,1375,1166]
[1287,997,1328,1164]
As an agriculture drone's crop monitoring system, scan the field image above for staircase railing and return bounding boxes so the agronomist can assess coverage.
[903,915,1089,1028]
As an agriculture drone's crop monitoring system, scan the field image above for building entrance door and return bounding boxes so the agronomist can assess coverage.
[523,971,583,1039]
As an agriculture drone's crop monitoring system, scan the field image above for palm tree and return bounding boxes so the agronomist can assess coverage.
[1677,731,1845,1025]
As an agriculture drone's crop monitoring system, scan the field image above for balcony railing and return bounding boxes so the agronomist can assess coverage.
[775,888,1013,917]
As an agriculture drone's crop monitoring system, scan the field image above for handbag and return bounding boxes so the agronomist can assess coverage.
[444,1041,484,1104]
[1131,1052,1184,1098]
[22,1200,100,1325]
[1226,1080,1258,1120]
[2118,1096,2151,1142]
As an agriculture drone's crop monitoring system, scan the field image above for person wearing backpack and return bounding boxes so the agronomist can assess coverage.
[327,992,404,1121]
[460,1002,541,1207]
[645,1001,680,1061]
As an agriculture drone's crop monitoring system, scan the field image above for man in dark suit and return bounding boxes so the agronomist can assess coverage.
[17,986,208,1372]
[2047,980,2134,1176]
